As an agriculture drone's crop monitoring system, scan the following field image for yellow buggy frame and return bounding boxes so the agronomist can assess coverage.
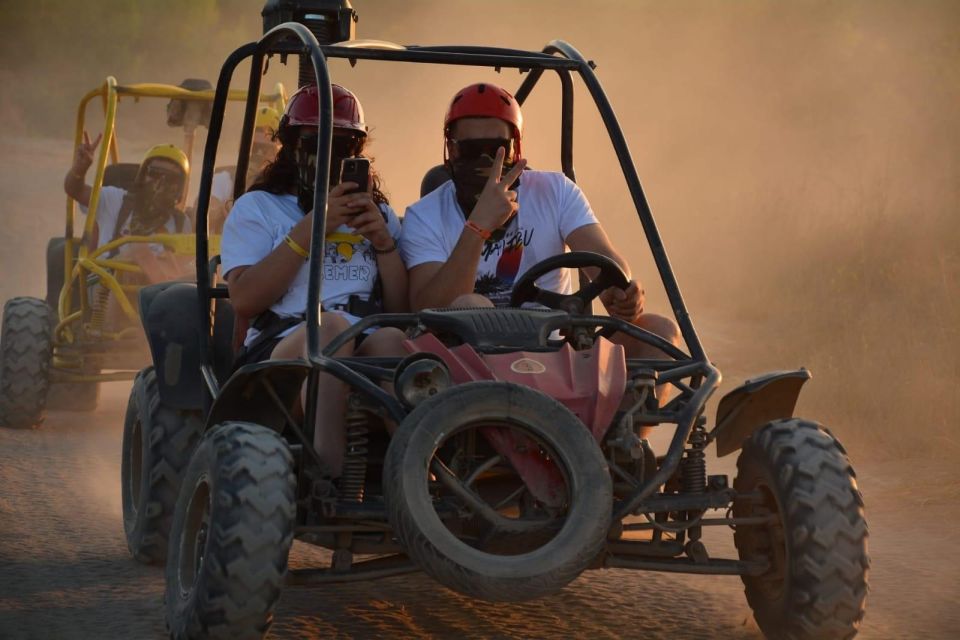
[0,78,285,427]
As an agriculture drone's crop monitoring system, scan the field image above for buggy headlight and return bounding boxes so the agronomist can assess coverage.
[394,354,452,408]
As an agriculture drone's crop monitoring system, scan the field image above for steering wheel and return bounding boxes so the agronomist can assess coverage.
[510,251,629,314]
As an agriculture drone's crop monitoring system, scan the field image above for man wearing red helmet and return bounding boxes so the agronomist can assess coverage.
[221,83,408,477]
[400,82,680,356]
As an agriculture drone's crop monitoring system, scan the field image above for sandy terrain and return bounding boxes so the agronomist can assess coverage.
[0,383,957,639]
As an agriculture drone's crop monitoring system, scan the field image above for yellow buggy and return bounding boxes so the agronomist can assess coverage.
[0,78,286,428]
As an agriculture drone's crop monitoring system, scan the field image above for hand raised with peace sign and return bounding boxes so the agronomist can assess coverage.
[72,130,103,176]
[468,146,527,233]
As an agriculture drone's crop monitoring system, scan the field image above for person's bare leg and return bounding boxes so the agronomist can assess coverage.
[449,293,494,308]
[270,312,353,476]
[354,327,409,433]
[611,312,682,439]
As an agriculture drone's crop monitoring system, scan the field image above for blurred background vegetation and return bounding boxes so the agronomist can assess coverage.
[0,0,260,136]
[0,0,957,461]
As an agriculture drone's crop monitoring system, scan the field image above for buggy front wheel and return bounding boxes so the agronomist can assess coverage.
[165,421,295,640]
[0,297,53,429]
[384,381,612,602]
[733,419,869,639]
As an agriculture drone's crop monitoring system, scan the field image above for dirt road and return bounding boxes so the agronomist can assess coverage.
[0,383,956,640]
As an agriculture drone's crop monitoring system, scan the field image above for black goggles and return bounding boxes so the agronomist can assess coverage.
[143,165,183,183]
[450,137,514,161]
[298,132,363,158]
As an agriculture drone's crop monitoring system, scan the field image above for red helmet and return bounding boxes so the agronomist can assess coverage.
[282,83,367,134]
[444,83,523,157]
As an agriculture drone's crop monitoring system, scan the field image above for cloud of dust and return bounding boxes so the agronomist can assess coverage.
[1,0,957,458]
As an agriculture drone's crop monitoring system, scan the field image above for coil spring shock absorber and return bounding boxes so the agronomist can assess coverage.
[681,417,708,495]
[339,394,368,503]
[680,417,709,559]
[88,285,111,332]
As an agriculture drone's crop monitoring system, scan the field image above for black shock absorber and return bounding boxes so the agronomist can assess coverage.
[339,394,368,503]
[681,417,708,495]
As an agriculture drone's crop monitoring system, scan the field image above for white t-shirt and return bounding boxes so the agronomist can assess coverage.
[221,190,402,345]
[399,170,599,307]
[80,185,187,252]
[211,170,234,204]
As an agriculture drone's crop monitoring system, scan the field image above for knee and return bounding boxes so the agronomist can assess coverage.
[358,327,408,356]
[450,293,494,308]
[636,313,682,347]
[318,312,354,356]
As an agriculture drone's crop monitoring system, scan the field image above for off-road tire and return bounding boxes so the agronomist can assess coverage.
[165,422,295,640]
[384,381,612,602]
[47,380,100,412]
[121,367,202,564]
[734,419,869,640]
[0,297,53,429]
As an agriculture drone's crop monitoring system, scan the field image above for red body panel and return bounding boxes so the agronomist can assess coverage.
[402,334,626,507]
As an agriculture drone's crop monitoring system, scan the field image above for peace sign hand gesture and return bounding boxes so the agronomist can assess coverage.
[72,130,102,176]
[469,146,527,233]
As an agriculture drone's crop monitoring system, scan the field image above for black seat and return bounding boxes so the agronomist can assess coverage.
[420,164,451,197]
[102,162,141,191]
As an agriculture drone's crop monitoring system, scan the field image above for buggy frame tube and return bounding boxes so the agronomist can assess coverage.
[195,42,259,406]
[191,37,721,508]
[513,55,576,182]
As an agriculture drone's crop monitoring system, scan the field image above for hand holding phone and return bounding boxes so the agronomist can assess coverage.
[339,157,370,194]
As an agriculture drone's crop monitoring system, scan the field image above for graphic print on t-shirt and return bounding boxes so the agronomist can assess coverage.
[474,225,533,306]
[324,232,375,282]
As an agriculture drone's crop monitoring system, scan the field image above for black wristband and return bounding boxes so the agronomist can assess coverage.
[372,239,398,255]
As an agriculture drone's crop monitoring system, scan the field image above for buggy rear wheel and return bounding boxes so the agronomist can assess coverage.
[121,367,202,564]
[733,419,869,639]
[0,297,53,429]
[165,421,295,640]
[384,381,612,602]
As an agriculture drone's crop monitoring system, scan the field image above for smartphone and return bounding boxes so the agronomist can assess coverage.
[339,157,370,194]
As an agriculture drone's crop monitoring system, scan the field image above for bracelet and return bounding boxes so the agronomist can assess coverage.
[464,221,491,241]
[282,234,309,260]
[372,239,398,255]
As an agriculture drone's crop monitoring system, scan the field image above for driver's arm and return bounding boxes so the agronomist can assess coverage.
[408,229,487,310]
[565,223,632,280]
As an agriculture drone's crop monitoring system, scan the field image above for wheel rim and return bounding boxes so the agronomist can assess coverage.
[745,483,789,601]
[428,421,573,557]
[178,476,211,598]
[128,419,143,515]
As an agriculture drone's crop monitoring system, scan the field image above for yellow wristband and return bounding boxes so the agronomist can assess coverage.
[283,234,309,260]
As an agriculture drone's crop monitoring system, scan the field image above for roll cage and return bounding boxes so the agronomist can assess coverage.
[56,78,285,381]
[194,23,721,526]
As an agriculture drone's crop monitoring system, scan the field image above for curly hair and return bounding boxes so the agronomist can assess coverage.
[247,125,389,207]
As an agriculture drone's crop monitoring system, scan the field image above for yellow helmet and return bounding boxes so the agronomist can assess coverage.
[141,144,189,175]
[254,106,281,134]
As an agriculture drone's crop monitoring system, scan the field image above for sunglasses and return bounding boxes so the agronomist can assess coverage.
[450,137,514,161]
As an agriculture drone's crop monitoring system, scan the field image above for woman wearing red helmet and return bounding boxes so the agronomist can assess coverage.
[221,83,408,477]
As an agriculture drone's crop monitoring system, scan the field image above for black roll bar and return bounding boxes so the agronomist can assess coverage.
[193,34,721,517]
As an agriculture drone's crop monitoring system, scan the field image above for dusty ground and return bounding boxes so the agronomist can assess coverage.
[0,384,958,639]
[1,15,959,630]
